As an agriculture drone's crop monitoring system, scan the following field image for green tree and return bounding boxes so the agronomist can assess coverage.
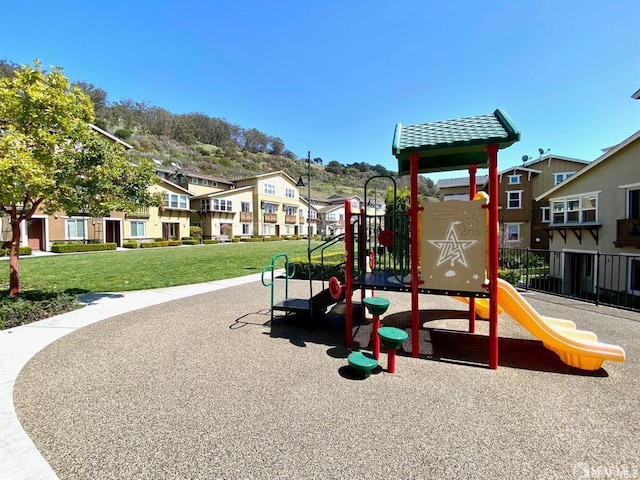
[0,60,160,297]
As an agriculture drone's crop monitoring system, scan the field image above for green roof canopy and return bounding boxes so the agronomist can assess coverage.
[392,109,520,176]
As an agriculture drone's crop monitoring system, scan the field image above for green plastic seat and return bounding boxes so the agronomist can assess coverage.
[347,351,378,378]
[363,297,390,316]
[377,326,409,350]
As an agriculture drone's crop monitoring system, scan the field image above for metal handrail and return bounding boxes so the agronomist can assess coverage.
[261,253,296,320]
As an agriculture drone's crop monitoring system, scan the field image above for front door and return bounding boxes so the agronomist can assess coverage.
[27,218,44,250]
[105,220,121,246]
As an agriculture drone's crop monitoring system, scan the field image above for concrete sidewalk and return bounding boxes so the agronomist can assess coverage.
[0,272,274,480]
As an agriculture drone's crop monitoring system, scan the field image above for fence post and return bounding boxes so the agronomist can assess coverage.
[525,248,530,291]
[595,251,601,307]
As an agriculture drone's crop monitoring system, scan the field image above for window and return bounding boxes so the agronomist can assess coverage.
[242,224,250,235]
[130,221,145,238]
[200,199,210,212]
[552,200,565,224]
[212,199,233,211]
[507,191,523,209]
[201,179,208,186]
[566,198,580,223]
[164,193,189,209]
[263,203,277,214]
[264,183,276,195]
[284,225,291,235]
[66,218,85,240]
[192,178,198,184]
[285,206,296,215]
[551,194,599,224]
[241,202,251,213]
[327,213,336,221]
[262,224,270,235]
[541,207,550,223]
[582,196,596,222]
[628,189,640,219]
[554,172,575,185]
[508,174,521,185]
[351,200,359,210]
[505,224,520,242]
[285,188,295,199]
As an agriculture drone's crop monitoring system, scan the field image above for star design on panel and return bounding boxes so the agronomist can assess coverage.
[428,221,479,268]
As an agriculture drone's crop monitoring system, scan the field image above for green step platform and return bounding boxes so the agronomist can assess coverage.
[347,351,378,378]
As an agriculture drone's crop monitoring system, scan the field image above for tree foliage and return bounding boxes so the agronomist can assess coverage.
[0,60,160,297]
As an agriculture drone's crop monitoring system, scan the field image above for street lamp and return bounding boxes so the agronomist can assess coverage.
[296,151,312,255]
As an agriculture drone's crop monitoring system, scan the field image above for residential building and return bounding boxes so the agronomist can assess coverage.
[313,195,360,237]
[436,175,489,201]
[534,130,640,298]
[1,125,135,250]
[157,167,234,195]
[234,171,318,238]
[125,178,193,242]
[497,155,590,249]
[191,186,255,240]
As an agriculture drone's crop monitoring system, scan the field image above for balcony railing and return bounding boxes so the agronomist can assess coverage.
[285,215,297,224]
[615,218,640,248]
[127,207,150,218]
[240,212,253,222]
[263,213,277,223]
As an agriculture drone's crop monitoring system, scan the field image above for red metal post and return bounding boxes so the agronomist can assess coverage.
[487,145,500,369]
[409,152,420,358]
[388,348,397,374]
[372,314,380,359]
[468,165,477,334]
[344,200,354,348]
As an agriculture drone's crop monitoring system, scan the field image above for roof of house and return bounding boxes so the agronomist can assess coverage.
[436,175,489,188]
[535,130,640,201]
[158,177,192,195]
[156,167,234,185]
[235,170,298,185]
[391,109,520,175]
[90,124,133,150]
[632,88,640,100]
[190,185,253,199]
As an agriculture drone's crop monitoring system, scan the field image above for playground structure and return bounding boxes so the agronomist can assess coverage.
[265,109,625,371]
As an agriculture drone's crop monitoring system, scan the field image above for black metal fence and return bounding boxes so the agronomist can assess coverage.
[499,248,640,313]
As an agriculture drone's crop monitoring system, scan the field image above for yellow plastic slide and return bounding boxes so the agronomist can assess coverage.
[496,279,625,370]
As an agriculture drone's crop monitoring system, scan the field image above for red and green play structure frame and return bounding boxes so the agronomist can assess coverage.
[344,109,520,369]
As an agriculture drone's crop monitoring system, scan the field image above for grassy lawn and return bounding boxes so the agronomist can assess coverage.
[1,240,340,294]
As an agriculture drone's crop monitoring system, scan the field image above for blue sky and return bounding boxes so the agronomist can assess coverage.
[1,0,638,182]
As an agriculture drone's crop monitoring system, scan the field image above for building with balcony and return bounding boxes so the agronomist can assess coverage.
[535,129,640,298]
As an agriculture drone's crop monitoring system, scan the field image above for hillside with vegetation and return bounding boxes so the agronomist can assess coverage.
[0,59,439,199]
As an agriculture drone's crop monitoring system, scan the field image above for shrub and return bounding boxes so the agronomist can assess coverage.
[114,128,132,141]
[123,240,139,249]
[290,252,346,281]
[189,225,202,241]
[239,237,262,242]
[498,269,520,286]
[203,239,219,245]
[232,238,240,243]
[0,291,81,330]
[168,240,182,246]
[182,239,199,245]
[140,240,170,248]
[0,246,33,257]
[51,243,117,253]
